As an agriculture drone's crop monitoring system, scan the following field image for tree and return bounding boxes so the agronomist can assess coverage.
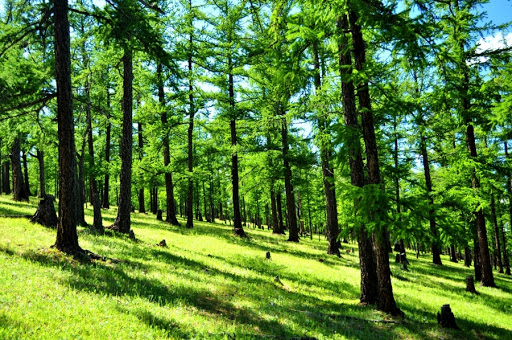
[53,0,81,254]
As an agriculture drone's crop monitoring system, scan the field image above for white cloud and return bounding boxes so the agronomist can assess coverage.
[471,32,512,64]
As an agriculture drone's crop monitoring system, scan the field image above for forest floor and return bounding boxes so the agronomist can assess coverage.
[0,195,511,339]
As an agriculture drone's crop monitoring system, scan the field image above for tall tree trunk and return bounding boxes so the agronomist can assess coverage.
[419,123,442,265]
[53,0,81,253]
[392,115,407,262]
[349,11,401,315]
[36,149,45,197]
[490,194,503,273]
[22,152,31,197]
[76,132,87,226]
[112,49,133,234]
[504,141,512,275]
[11,138,28,202]
[203,180,209,222]
[313,41,339,255]
[277,191,284,233]
[271,188,279,232]
[102,90,111,209]
[86,81,97,205]
[338,15,378,306]
[137,122,145,213]
[281,107,298,242]
[466,125,494,286]
[185,25,194,229]
[157,63,179,225]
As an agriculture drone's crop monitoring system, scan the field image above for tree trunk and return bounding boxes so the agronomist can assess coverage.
[504,141,512,275]
[3,161,10,194]
[86,82,97,205]
[338,14,378,306]
[11,138,28,202]
[53,0,81,253]
[22,152,31,197]
[157,63,180,225]
[312,42,339,255]
[349,11,401,315]
[270,188,279,232]
[102,90,111,209]
[76,127,87,227]
[203,180,209,222]
[450,244,458,263]
[36,149,45,198]
[490,194,503,273]
[281,109,298,242]
[473,228,482,281]
[111,49,133,234]
[466,125,495,286]
[185,32,194,229]
[137,122,145,213]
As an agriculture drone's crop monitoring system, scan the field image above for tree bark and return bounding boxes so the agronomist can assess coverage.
[111,49,133,234]
[466,125,494,286]
[11,138,28,202]
[53,0,81,253]
[338,14,378,306]
[490,194,503,273]
[504,141,512,275]
[349,10,401,315]
[22,152,31,197]
[137,122,145,213]
[3,161,10,194]
[102,89,111,209]
[281,107,298,242]
[313,41,339,255]
[86,81,97,205]
[36,149,45,198]
[185,23,194,229]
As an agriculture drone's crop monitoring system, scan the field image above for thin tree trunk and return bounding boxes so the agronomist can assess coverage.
[11,138,28,202]
[504,141,512,275]
[137,122,145,213]
[490,194,503,273]
[3,161,10,194]
[157,63,179,225]
[22,152,31,197]
[271,188,278,232]
[111,49,133,234]
[349,11,401,315]
[86,81,97,205]
[313,41,339,255]
[53,0,81,253]
[466,125,494,286]
[338,14,378,306]
[36,149,45,198]
[102,89,111,209]
[185,24,194,229]
[281,106,298,242]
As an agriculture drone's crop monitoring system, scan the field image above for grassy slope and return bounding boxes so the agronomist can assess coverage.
[0,195,511,339]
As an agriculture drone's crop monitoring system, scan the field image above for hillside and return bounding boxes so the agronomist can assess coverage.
[0,195,511,339]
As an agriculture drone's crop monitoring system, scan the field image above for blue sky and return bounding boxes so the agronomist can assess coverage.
[481,0,512,27]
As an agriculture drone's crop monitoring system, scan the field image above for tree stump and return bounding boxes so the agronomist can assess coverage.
[395,253,401,263]
[465,275,478,294]
[437,304,459,329]
[157,239,167,247]
[266,251,271,260]
[92,193,104,233]
[31,195,58,227]
[156,209,163,221]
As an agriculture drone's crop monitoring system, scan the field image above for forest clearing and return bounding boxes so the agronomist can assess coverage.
[1,196,511,339]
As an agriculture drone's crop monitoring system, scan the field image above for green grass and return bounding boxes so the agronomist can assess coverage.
[0,195,511,339]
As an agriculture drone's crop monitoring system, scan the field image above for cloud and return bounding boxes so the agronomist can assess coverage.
[471,32,512,64]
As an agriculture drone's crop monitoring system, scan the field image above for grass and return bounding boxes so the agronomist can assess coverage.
[0,195,511,339]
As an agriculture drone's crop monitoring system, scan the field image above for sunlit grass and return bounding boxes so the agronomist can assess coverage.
[0,194,511,339]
